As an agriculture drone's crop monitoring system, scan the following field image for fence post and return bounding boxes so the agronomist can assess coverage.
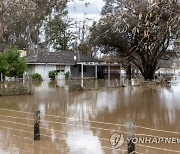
[34,110,40,141]
[127,122,135,154]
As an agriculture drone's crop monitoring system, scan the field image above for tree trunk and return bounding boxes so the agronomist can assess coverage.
[0,16,3,41]
[126,64,132,80]
[142,65,156,80]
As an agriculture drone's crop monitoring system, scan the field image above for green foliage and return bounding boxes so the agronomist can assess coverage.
[31,73,43,81]
[45,15,75,51]
[48,70,58,80]
[0,52,8,76]
[64,71,71,80]
[6,48,27,77]
[0,47,27,78]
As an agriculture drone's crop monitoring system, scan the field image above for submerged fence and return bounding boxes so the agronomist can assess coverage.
[0,108,179,154]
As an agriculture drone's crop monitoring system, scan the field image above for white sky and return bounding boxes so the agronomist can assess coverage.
[68,0,104,22]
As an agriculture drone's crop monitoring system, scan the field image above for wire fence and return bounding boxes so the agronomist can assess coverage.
[0,108,179,154]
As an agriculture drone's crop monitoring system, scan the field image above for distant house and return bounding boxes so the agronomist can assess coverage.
[156,60,180,75]
[26,51,105,80]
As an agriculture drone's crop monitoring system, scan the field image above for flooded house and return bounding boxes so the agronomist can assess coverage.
[26,51,104,80]
[25,51,125,80]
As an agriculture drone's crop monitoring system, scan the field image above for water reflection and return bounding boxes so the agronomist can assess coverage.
[66,129,103,154]
[0,79,179,153]
[65,92,104,153]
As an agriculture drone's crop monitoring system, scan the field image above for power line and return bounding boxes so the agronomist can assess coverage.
[136,125,180,135]
[0,108,126,127]
[0,108,33,115]
[136,133,163,138]
[40,120,127,134]
[40,126,110,142]
[40,134,127,152]
[0,125,33,134]
[0,114,33,121]
[1,107,180,153]
[41,113,127,127]
[0,119,33,127]
[1,108,179,136]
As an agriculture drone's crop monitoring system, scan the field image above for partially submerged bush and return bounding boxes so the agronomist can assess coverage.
[64,71,71,80]
[48,70,58,80]
[31,73,43,81]
[69,84,85,92]
[0,85,31,96]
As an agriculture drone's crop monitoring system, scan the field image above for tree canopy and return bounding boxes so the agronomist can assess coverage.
[45,14,74,51]
[90,0,180,80]
[0,48,27,78]
[0,0,69,51]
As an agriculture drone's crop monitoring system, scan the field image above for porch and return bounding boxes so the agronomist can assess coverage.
[70,62,123,79]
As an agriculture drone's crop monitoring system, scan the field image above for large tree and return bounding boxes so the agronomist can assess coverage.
[72,17,98,57]
[90,0,180,80]
[45,14,74,51]
[0,0,69,51]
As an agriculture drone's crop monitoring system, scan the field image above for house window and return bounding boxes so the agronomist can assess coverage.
[57,70,64,73]
[74,65,77,68]
[56,65,65,73]
[79,65,86,73]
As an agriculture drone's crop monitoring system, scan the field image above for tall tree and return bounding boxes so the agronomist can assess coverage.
[45,13,74,51]
[72,17,97,57]
[0,0,69,51]
[90,0,180,80]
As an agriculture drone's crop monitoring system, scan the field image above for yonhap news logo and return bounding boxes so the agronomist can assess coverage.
[109,132,125,149]
[110,132,180,149]
[127,137,180,144]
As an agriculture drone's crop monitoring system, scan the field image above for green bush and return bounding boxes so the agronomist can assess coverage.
[64,71,71,80]
[31,73,43,81]
[48,70,58,80]
[0,47,27,78]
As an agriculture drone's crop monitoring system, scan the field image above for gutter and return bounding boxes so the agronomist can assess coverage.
[27,63,76,65]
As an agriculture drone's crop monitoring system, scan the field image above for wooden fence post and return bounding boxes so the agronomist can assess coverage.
[127,122,135,154]
[34,110,40,141]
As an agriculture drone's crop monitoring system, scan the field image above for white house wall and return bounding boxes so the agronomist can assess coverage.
[56,65,71,79]
[65,65,71,72]
[28,64,72,80]
[27,65,35,75]
[35,64,56,80]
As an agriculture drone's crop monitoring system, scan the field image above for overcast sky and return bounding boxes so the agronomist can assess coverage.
[68,0,104,21]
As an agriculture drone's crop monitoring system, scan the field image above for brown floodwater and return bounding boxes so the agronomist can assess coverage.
[0,78,180,154]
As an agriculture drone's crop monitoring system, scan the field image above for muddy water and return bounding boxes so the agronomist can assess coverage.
[0,79,180,154]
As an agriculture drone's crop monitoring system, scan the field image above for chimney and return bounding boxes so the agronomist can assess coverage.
[19,50,27,57]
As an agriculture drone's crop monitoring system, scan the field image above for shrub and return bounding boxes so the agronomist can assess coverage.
[48,70,58,80]
[0,47,27,78]
[31,73,43,81]
[64,71,71,80]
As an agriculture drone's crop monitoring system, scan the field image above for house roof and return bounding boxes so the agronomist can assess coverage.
[26,51,100,64]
